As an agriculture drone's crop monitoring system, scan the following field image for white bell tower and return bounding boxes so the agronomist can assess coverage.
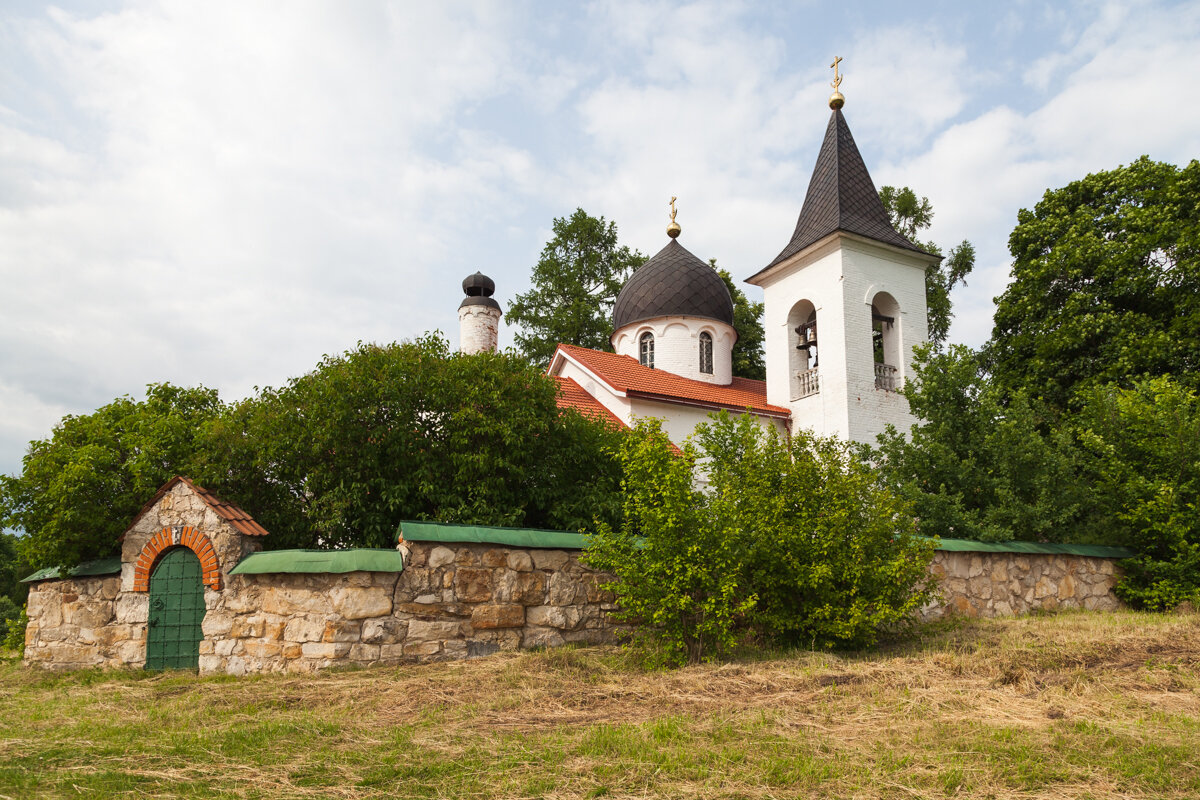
[746,65,940,445]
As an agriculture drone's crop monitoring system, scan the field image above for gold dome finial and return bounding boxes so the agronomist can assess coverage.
[829,55,845,109]
[667,196,681,238]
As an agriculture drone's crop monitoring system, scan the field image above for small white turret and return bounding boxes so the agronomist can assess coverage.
[458,272,502,354]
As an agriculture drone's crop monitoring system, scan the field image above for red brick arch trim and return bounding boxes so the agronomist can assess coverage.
[132,526,221,591]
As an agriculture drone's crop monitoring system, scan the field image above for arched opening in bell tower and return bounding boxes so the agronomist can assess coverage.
[870,291,901,391]
[787,299,819,400]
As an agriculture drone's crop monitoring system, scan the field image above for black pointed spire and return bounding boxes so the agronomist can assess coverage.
[761,109,932,272]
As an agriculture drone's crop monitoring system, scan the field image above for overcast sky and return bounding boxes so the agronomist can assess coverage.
[2,0,1199,479]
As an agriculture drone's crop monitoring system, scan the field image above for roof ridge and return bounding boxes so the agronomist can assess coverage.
[120,475,270,541]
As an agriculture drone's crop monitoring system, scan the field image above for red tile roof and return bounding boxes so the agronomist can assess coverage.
[121,476,270,540]
[552,376,627,428]
[551,344,790,418]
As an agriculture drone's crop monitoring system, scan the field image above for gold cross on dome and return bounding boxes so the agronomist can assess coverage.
[830,56,843,90]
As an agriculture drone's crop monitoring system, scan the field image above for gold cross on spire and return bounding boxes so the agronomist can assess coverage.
[828,56,845,110]
[667,196,681,238]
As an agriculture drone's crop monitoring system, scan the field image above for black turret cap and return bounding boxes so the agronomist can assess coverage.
[462,271,496,297]
[460,271,500,310]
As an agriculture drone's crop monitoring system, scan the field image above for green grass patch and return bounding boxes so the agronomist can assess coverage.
[0,611,1197,798]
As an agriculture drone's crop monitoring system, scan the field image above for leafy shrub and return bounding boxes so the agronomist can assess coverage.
[207,336,626,549]
[582,418,752,667]
[1074,377,1200,609]
[2,604,27,654]
[3,335,626,566]
[585,413,935,666]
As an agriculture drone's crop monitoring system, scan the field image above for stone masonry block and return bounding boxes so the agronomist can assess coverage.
[470,604,525,629]
[454,568,493,603]
[506,551,533,572]
[407,619,463,642]
[532,550,570,571]
[330,586,393,620]
[428,546,455,568]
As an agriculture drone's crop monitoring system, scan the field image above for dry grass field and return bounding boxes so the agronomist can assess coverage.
[1,610,1197,799]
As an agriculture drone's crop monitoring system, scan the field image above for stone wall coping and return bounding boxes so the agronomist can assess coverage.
[22,557,122,583]
[931,538,1134,558]
[399,521,587,550]
[230,548,406,576]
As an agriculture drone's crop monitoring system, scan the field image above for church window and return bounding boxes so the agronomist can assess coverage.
[699,332,713,374]
[639,332,655,368]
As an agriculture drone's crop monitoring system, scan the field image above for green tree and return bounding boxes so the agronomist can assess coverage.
[0,384,226,570]
[873,345,1097,544]
[988,157,1200,409]
[1074,377,1200,609]
[586,412,934,666]
[0,532,32,636]
[879,186,975,345]
[0,531,31,607]
[715,262,766,380]
[507,209,646,366]
[208,335,625,550]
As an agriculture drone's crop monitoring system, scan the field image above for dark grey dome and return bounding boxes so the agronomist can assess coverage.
[462,271,495,297]
[459,271,500,310]
[612,239,734,330]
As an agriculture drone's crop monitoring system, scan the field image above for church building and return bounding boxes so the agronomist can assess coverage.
[462,68,940,447]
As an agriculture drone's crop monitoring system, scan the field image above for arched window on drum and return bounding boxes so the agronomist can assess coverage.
[698,332,713,374]
[639,331,655,368]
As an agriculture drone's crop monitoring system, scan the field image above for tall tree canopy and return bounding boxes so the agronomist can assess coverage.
[879,185,975,345]
[3,337,626,569]
[715,262,765,381]
[987,157,1200,409]
[874,345,1097,545]
[211,336,625,550]
[0,384,225,570]
[506,209,645,366]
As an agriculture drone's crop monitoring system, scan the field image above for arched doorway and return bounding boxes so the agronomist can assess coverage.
[145,547,206,670]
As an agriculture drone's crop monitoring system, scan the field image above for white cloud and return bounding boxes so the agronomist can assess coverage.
[881,1,1200,346]
[0,1,540,479]
[2,0,1199,479]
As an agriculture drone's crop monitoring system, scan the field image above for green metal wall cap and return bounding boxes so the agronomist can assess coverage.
[930,538,1134,558]
[22,556,123,583]
[230,549,406,576]
[398,521,588,550]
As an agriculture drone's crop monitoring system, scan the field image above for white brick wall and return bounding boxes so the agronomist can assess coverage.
[611,316,736,385]
[458,305,501,355]
[754,233,932,445]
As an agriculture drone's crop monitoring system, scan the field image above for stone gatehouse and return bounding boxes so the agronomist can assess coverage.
[21,476,1130,674]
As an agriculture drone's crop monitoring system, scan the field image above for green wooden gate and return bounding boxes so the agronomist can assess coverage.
[145,547,206,670]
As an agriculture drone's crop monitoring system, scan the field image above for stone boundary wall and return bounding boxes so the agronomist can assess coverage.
[24,543,1125,674]
[24,541,622,674]
[921,550,1123,620]
[23,575,130,669]
[199,541,621,674]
